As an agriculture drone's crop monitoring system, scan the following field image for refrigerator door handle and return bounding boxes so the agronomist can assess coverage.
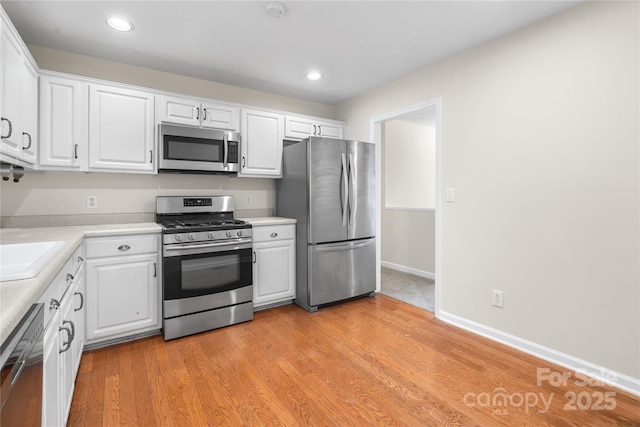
[341,152,349,226]
[314,238,375,252]
[348,153,356,226]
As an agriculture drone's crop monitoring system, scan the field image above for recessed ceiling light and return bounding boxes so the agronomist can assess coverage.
[106,17,134,32]
[306,72,322,81]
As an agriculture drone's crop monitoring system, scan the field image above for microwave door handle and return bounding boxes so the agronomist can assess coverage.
[223,133,229,167]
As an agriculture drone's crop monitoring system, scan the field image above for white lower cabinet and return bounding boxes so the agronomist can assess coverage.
[85,234,160,344]
[41,244,85,427]
[252,224,296,308]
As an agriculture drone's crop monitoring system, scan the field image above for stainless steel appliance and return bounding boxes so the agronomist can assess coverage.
[0,303,44,426]
[156,196,253,340]
[158,124,240,174]
[277,137,376,312]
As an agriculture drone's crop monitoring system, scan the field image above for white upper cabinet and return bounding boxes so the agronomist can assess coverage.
[239,109,284,178]
[89,84,156,173]
[285,115,344,140]
[0,10,38,165]
[157,94,239,131]
[39,74,89,171]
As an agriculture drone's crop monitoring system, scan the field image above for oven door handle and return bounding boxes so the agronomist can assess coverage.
[164,238,252,255]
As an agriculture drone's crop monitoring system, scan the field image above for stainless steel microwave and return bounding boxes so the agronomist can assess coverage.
[158,124,240,174]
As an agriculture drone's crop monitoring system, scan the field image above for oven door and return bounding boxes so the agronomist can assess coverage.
[163,240,252,302]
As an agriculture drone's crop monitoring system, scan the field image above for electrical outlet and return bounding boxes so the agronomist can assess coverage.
[87,195,98,209]
[492,290,504,308]
[245,195,252,206]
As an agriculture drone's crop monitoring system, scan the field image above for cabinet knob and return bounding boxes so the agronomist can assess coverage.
[118,244,131,251]
[270,232,278,238]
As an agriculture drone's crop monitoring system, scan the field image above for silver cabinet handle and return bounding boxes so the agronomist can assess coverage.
[22,132,32,149]
[242,156,246,168]
[1,117,12,139]
[196,107,200,120]
[59,326,72,353]
[253,251,257,264]
[118,244,131,251]
[153,262,157,277]
[270,232,278,238]
[50,298,60,311]
[59,320,75,353]
[66,273,74,282]
[74,144,79,159]
[149,150,153,164]
[78,255,84,263]
[318,125,322,136]
[203,108,207,122]
[74,292,84,312]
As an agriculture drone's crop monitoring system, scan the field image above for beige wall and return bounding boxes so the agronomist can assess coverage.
[336,1,640,380]
[1,46,336,220]
[381,120,436,274]
[29,45,334,118]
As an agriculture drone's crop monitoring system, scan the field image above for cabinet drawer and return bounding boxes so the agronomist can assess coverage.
[86,235,159,258]
[253,225,295,242]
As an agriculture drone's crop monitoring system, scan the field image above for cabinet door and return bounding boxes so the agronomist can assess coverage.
[284,116,315,140]
[59,290,76,425]
[39,75,89,170]
[201,101,239,131]
[19,58,38,164]
[253,239,295,307]
[71,271,85,375]
[42,310,61,427]
[239,109,284,177]
[285,116,344,140]
[0,22,22,157]
[316,120,343,139]
[89,84,155,173]
[157,95,201,127]
[86,254,159,342]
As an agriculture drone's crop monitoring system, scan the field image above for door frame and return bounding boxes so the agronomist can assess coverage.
[369,98,442,317]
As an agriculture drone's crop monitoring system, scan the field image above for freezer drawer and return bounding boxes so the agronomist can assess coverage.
[308,238,375,307]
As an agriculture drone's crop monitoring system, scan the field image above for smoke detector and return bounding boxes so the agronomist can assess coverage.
[265,2,286,18]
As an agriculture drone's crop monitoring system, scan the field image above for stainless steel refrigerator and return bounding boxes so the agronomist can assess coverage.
[277,137,376,312]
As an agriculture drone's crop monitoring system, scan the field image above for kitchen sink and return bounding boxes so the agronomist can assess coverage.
[0,241,65,282]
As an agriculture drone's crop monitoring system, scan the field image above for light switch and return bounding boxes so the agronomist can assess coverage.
[445,187,455,203]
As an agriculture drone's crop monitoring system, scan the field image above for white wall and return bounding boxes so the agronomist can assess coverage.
[0,46,335,220]
[336,1,640,382]
[382,120,436,275]
[384,120,435,209]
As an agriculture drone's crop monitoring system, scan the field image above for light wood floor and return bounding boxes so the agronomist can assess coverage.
[69,295,640,426]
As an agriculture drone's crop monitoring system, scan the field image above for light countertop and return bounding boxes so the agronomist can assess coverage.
[0,223,161,345]
[239,217,297,226]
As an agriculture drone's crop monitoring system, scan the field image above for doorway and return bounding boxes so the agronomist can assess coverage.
[370,99,441,315]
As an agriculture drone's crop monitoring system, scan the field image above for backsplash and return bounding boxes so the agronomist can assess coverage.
[0,208,273,229]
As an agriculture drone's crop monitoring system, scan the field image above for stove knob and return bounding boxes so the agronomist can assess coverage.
[188,233,195,241]
[174,235,182,242]
[226,231,233,238]
[208,232,215,239]
[237,230,244,237]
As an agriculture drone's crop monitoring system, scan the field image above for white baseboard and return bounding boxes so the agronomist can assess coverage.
[438,311,640,397]
[381,261,435,280]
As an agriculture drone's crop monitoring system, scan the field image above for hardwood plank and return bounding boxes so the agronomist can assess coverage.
[69,295,640,426]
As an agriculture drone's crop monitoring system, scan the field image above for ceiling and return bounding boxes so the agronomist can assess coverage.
[2,1,580,105]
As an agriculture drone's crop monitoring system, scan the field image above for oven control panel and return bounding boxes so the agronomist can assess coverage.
[184,198,212,207]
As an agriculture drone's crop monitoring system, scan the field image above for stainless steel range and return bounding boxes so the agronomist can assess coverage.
[156,195,253,340]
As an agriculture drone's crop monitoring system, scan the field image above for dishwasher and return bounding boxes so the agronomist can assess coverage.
[0,303,44,426]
